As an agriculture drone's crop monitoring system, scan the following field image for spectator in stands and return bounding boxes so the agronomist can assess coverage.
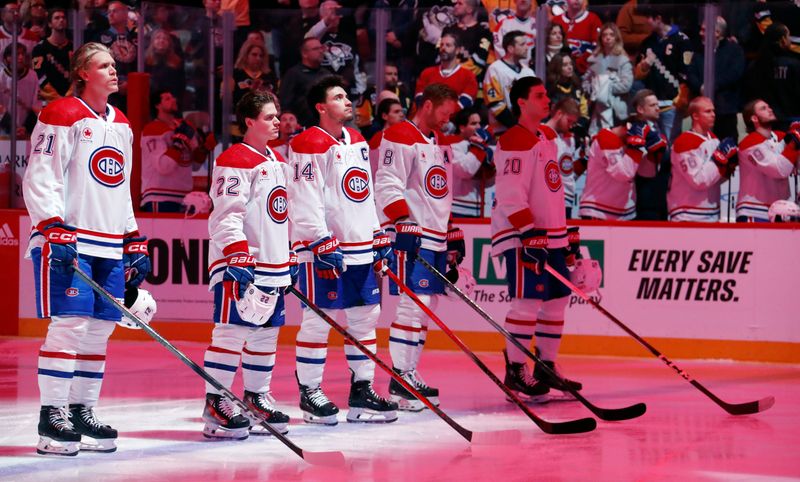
[1,2,38,54]
[634,3,693,143]
[534,22,571,68]
[21,0,46,43]
[615,0,652,59]
[584,22,632,134]
[355,62,412,131]
[274,0,321,72]
[442,0,492,84]
[484,30,535,134]
[629,88,669,221]
[745,23,800,131]
[414,0,456,74]
[144,4,183,57]
[279,37,331,127]
[415,31,478,110]
[145,28,186,104]
[141,90,211,213]
[687,16,744,141]
[551,0,602,75]
[82,0,111,44]
[94,0,137,107]
[268,110,301,159]
[367,97,406,176]
[451,107,495,218]
[233,39,278,109]
[375,0,416,88]
[546,53,588,119]
[31,8,72,104]
[0,42,41,138]
[492,0,535,67]
[736,99,799,222]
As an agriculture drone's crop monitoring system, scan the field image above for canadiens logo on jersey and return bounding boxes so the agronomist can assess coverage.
[342,167,370,203]
[545,160,562,192]
[425,165,448,199]
[89,146,126,187]
[560,154,574,175]
[267,185,288,224]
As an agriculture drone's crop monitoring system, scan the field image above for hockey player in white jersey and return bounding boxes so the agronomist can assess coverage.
[735,100,800,222]
[484,30,536,135]
[374,83,464,411]
[140,90,213,213]
[23,43,151,456]
[543,97,583,218]
[289,76,398,425]
[202,91,294,439]
[668,97,738,222]
[491,76,582,402]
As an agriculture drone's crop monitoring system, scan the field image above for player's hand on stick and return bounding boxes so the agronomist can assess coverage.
[309,236,344,280]
[565,227,580,266]
[123,235,151,288]
[393,221,422,255]
[372,230,394,271]
[288,250,299,286]
[712,138,738,176]
[224,251,255,299]
[446,227,465,267]
[520,228,548,275]
[39,220,78,274]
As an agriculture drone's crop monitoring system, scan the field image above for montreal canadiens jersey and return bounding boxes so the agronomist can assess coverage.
[492,15,536,64]
[578,128,638,220]
[451,137,490,217]
[208,143,291,288]
[140,119,198,206]
[736,131,796,221]
[374,120,454,252]
[483,59,535,130]
[491,124,566,256]
[667,130,723,222]
[555,131,578,209]
[415,64,478,109]
[23,97,137,260]
[288,126,380,265]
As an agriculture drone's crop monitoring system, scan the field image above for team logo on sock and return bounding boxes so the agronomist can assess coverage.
[544,160,562,192]
[424,165,448,199]
[267,185,288,223]
[89,146,125,187]
[342,167,370,203]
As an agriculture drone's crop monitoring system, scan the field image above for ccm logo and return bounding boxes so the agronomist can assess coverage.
[47,232,77,243]
[125,244,148,253]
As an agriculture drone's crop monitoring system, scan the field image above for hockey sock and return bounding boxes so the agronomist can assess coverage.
[68,318,115,406]
[203,324,247,394]
[242,327,278,394]
[344,304,380,382]
[296,307,331,387]
[39,316,89,407]
[505,298,542,364]
[389,294,425,372]
[535,297,569,361]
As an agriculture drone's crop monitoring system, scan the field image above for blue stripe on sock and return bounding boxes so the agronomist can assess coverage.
[296,356,326,365]
[535,332,562,339]
[346,354,370,361]
[73,370,104,379]
[37,368,73,379]
[241,362,274,372]
[204,361,239,372]
[389,336,418,346]
[509,333,534,340]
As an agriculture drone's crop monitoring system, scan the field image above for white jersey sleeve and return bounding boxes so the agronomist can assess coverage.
[667,131,722,221]
[578,129,638,220]
[736,131,796,220]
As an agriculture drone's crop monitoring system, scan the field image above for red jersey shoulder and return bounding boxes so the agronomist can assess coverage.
[271,147,287,164]
[368,130,384,150]
[216,143,267,169]
[595,128,624,150]
[289,127,338,155]
[498,125,538,151]
[142,120,172,137]
[538,125,558,141]
[438,134,463,146]
[38,97,95,127]
[738,132,768,151]
[383,121,427,145]
[112,107,130,126]
[672,131,706,154]
[345,126,366,144]
[267,138,286,149]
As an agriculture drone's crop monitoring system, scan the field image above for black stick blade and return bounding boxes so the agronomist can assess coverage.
[594,402,647,422]
[724,396,775,416]
[541,416,597,435]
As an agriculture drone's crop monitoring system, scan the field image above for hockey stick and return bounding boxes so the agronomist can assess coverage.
[286,285,520,445]
[381,265,597,434]
[71,263,345,466]
[544,264,775,416]
[417,256,647,422]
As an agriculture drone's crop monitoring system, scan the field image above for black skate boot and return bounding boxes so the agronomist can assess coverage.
[69,404,118,452]
[388,368,439,412]
[202,393,250,440]
[347,373,398,423]
[244,391,290,435]
[37,406,81,456]
[533,354,583,396]
[297,373,339,426]
[503,349,550,403]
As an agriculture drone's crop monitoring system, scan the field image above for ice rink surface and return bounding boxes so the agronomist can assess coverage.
[1,337,798,482]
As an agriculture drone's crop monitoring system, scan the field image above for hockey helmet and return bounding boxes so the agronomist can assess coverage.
[119,287,157,329]
[455,266,477,297]
[570,258,603,294]
[236,284,279,325]
[768,200,800,223]
[183,191,212,217]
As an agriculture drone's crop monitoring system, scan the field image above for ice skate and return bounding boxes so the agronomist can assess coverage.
[298,376,339,425]
[533,356,582,401]
[389,368,439,411]
[68,404,118,452]
[503,350,550,403]
[202,393,250,440]
[37,406,81,456]
[244,391,289,435]
[348,373,398,423]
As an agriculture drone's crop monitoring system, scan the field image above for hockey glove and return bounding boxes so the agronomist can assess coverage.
[446,227,465,267]
[224,251,255,300]
[520,228,548,275]
[565,226,581,266]
[310,236,344,280]
[39,220,78,274]
[288,250,299,286]
[123,235,151,288]
[393,221,422,255]
[645,128,667,154]
[712,138,738,175]
[784,128,800,150]
[372,230,394,271]
[625,121,649,149]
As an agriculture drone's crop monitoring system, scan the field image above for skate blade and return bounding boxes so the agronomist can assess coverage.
[249,423,289,435]
[202,423,249,440]
[79,437,117,453]
[506,390,550,405]
[301,411,338,426]
[346,407,398,424]
[545,390,580,402]
[390,394,425,412]
[470,429,522,445]
[37,437,79,456]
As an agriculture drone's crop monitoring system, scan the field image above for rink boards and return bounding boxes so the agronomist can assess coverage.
[3,211,798,363]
